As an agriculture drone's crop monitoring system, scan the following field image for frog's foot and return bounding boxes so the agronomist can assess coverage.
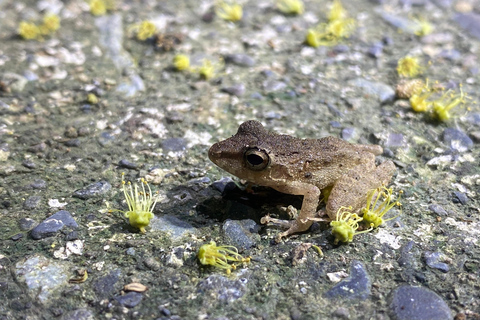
[260,214,293,229]
[261,215,313,243]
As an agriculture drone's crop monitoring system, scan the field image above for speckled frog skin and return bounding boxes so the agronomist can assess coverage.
[209,120,396,241]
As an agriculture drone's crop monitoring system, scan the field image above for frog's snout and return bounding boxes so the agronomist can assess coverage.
[208,143,221,163]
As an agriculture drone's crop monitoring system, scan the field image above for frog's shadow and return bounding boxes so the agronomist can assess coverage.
[196,182,307,224]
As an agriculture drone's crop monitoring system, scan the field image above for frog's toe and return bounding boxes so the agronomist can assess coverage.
[261,215,294,229]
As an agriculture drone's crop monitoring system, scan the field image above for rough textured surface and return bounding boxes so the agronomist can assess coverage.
[390,286,453,320]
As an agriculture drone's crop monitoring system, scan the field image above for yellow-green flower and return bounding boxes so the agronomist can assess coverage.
[90,0,107,16]
[136,21,156,41]
[330,206,372,244]
[361,187,402,228]
[277,0,304,15]
[215,1,243,22]
[18,21,41,40]
[173,54,190,71]
[109,173,158,233]
[41,14,60,34]
[397,56,423,78]
[198,241,250,274]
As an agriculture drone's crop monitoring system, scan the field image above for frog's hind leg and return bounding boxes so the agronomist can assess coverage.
[326,160,396,219]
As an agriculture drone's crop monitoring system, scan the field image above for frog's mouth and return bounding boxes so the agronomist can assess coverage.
[208,141,246,176]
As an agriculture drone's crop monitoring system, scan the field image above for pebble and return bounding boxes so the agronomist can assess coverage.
[428,204,448,216]
[385,133,406,148]
[161,138,187,152]
[454,13,480,40]
[30,179,47,189]
[115,292,143,308]
[389,286,453,320]
[63,229,78,241]
[424,251,449,273]
[149,215,197,241]
[64,139,81,147]
[93,270,121,299]
[263,80,287,93]
[341,127,357,141]
[367,42,383,58]
[118,159,138,170]
[211,177,236,193]
[19,218,37,231]
[60,309,95,320]
[453,191,468,205]
[23,196,42,210]
[22,159,36,169]
[97,132,115,146]
[467,113,480,126]
[31,210,78,240]
[1,73,28,93]
[11,233,23,241]
[73,181,111,199]
[223,54,255,67]
[197,275,247,303]
[442,128,473,152]
[348,78,395,103]
[221,84,245,97]
[15,255,70,303]
[222,219,260,250]
[324,260,371,300]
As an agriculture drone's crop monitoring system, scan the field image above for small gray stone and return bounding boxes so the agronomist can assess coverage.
[61,309,95,320]
[341,127,357,141]
[325,260,371,300]
[15,255,70,303]
[93,270,121,299]
[454,13,480,41]
[1,73,28,93]
[73,181,111,199]
[467,113,480,126]
[222,219,260,250]
[211,177,236,193]
[118,159,138,169]
[221,84,245,97]
[428,204,448,216]
[367,42,383,58]
[224,54,255,67]
[64,139,81,147]
[19,218,37,231]
[115,292,143,308]
[150,215,196,241]
[11,233,23,241]
[197,275,247,303]
[31,210,78,240]
[161,138,187,152]
[442,128,473,152]
[453,191,468,205]
[24,196,42,210]
[22,159,36,169]
[385,133,406,148]
[263,80,287,93]
[31,179,47,189]
[348,78,395,103]
[389,286,453,320]
[424,251,449,273]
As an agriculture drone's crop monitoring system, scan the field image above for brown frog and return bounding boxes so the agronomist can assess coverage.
[208,120,396,241]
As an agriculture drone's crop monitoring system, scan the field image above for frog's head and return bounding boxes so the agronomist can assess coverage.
[209,120,273,181]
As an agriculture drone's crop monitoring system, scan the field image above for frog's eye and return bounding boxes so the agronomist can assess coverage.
[244,148,270,171]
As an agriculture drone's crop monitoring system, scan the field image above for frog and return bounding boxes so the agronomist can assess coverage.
[208,120,396,242]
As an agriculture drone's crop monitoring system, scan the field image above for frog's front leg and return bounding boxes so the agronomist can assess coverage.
[261,181,321,242]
